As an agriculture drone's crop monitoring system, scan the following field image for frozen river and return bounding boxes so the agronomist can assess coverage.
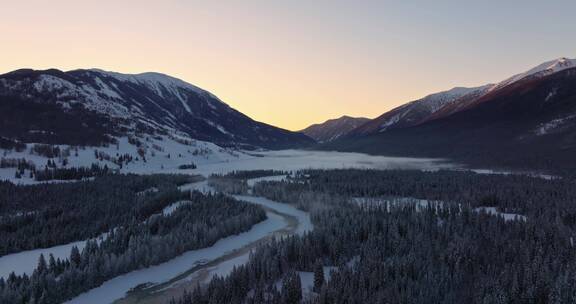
[64,181,311,304]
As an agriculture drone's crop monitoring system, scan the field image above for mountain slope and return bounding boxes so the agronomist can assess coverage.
[350,85,493,135]
[300,116,370,142]
[491,57,576,93]
[329,58,576,172]
[430,57,576,120]
[351,57,576,137]
[0,68,313,149]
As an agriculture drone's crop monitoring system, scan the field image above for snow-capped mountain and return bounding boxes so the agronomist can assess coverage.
[0,68,313,149]
[350,85,493,135]
[328,57,576,171]
[491,57,576,92]
[350,57,576,136]
[300,116,370,142]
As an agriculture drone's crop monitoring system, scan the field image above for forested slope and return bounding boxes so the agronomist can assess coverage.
[170,169,576,304]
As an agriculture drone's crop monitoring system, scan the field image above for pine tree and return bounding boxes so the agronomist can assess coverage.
[313,262,325,293]
[37,254,47,274]
[48,254,57,274]
[282,271,302,304]
[70,246,81,268]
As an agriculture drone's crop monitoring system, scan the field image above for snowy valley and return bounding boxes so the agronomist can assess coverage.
[2,57,576,304]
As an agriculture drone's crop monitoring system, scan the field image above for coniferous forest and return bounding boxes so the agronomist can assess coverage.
[0,174,198,255]
[2,169,576,303]
[2,4,576,303]
[169,169,576,304]
[0,174,266,303]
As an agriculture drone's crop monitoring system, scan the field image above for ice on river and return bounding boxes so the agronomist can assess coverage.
[233,195,313,235]
[65,205,290,303]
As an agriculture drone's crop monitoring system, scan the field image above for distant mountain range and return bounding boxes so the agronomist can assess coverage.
[2,57,576,172]
[318,57,576,172]
[0,68,313,150]
[299,116,370,142]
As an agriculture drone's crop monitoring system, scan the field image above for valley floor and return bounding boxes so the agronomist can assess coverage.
[63,179,312,304]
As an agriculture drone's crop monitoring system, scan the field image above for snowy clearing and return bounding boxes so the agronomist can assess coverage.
[298,266,338,294]
[0,136,455,185]
[351,196,445,212]
[351,198,527,221]
[474,207,527,222]
[246,175,288,187]
[272,266,338,300]
[193,150,453,177]
[178,180,213,194]
[0,232,108,279]
[161,200,193,216]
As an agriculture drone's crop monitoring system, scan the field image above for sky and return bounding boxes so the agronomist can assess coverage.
[1,1,575,131]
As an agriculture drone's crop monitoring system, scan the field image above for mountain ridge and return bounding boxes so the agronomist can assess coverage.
[349,85,494,135]
[325,62,576,172]
[0,68,314,150]
[346,57,576,138]
[300,115,370,142]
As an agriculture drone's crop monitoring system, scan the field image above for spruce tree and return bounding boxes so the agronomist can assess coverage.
[313,262,324,293]
[36,254,47,274]
[282,271,302,304]
[70,246,81,268]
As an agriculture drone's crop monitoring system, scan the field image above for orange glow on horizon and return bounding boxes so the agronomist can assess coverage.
[1,1,573,131]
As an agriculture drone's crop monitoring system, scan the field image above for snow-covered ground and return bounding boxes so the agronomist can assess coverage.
[474,207,527,222]
[467,168,558,180]
[534,114,576,136]
[0,240,85,279]
[161,200,193,216]
[351,197,445,212]
[66,209,287,304]
[0,232,109,279]
[0,136,455,185]
[141,191,313,301]
[246,175,288,187]
[351,197,527,222]
[2,133,556,187]
[298,266,338,295]
[0,182,214,280]
[178,180,213,194]
[194,150,453,177]
[1,173,312,302]
[0,135,236,185]
[1,132,563,188]
[0,135,538,301]
[0,180,217,280]
[64,179,310,304]
[197,252,252,285]
[271,266,337,300]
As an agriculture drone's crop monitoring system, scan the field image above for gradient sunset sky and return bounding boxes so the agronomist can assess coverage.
[2,1,575,130]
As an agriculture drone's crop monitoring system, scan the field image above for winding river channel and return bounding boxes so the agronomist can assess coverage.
[60,178,312,304]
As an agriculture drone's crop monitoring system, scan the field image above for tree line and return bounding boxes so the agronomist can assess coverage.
[0,190,266,304]
[0,174,198,255]
[170,169,576,304]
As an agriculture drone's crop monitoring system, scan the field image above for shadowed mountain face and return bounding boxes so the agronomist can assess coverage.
[0,69,314,149]
[300,116,370,142]
[349,85,494,135]
[327,60,576,172]
[348,57,576,138]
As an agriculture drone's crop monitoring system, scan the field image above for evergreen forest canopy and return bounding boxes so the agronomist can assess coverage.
[171,169,576,304]
[0,174,266,303]
[2,169,576,303]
